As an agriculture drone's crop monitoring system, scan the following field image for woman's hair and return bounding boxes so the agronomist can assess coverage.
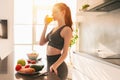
[54,3,73,28]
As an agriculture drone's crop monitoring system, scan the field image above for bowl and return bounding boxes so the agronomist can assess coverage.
[27,53,39,60]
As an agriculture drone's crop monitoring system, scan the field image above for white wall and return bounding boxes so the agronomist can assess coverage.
[0,0,14,59]
[78,9,120,54]
[0,0,14,80]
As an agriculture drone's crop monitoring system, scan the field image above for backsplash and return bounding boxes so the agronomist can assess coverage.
[97,26,120,54]
[78,9,120,54]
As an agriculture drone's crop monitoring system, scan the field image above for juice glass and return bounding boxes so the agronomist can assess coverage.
[46,15,53,23]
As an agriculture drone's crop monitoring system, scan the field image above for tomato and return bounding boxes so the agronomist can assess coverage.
[15,64,22,71]
[27,59,36,64]
[31,60,36,64]
[25,65,30,68]
[27,60,31,64]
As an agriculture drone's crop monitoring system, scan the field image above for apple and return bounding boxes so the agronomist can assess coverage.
[17,59,26,66]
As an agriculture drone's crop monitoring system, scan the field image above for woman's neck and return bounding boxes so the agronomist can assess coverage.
[57,20,66,28]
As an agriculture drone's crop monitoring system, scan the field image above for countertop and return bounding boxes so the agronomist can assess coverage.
[14,57,60,80]
[14,72,60,80]
[90,53,120,66]
[73,51,120,69]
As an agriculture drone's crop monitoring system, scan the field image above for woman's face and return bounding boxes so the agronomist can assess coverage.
[52,6,64,21]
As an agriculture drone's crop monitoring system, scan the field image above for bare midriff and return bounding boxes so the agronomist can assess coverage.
[47,45,62,56]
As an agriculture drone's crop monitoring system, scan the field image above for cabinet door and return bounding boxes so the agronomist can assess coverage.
[77,0,87,12]
[77,0,103,11]
[85,58,120,80]
[72,53,92,73]
[72,68,91,80]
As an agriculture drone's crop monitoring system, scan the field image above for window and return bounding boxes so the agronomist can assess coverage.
[14,0,77,63]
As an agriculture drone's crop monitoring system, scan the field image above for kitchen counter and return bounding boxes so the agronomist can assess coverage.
[13,52,60,80]
[73,51,120,69]
[14,72,60,80]
[14,57,60,80]
[90,53,120,66]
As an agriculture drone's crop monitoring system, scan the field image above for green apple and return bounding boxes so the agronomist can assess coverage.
[17,59,26,66]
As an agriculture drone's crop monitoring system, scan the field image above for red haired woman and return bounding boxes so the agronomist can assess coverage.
[39,3,73,80]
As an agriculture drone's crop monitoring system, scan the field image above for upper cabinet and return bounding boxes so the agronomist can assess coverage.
[76,0,105,16]
[77,0,120,12]
[77,0,102,12]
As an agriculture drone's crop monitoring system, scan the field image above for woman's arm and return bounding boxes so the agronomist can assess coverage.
[39,15,51,45]
[39,25,48,45]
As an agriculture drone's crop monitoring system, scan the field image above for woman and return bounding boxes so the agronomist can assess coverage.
[39,3,73,80]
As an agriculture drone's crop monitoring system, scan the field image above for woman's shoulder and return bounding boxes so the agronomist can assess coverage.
[61,26,72,35]
[63,26,72,31]
[60,26,72,38]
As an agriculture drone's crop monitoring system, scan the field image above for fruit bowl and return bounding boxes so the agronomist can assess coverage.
[17,64,44,75]
[27,53,39,60]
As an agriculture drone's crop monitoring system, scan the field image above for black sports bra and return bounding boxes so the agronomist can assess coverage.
[46,25,66,50]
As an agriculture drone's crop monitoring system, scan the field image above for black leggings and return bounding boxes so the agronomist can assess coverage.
[47,54,68,80]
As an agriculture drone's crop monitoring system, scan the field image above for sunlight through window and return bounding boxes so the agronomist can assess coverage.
[14,0,77,63]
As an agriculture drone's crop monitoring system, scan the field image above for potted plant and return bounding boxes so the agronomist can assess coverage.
[79,4,90,11]
[70,29,78,47]
[69,28,78,64]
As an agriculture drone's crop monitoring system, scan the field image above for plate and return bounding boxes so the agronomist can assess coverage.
[17,71,39,76]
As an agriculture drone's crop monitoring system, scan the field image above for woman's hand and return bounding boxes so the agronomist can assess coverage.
[50,64,58,75]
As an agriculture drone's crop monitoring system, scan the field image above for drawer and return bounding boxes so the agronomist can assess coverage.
[72,53,89,73]
[72,68,91,80]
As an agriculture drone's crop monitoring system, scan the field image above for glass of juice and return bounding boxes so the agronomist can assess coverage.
[46,15,53,23]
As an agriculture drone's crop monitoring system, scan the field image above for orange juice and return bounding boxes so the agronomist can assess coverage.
[46,16,53,23]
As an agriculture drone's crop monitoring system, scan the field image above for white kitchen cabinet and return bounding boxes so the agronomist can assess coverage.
[72,52,120,80]
[72,68,91,80]
[76,0,106,16]
[77,0,103,11]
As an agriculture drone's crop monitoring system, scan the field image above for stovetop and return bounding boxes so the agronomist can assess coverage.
[103,58,120,66]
